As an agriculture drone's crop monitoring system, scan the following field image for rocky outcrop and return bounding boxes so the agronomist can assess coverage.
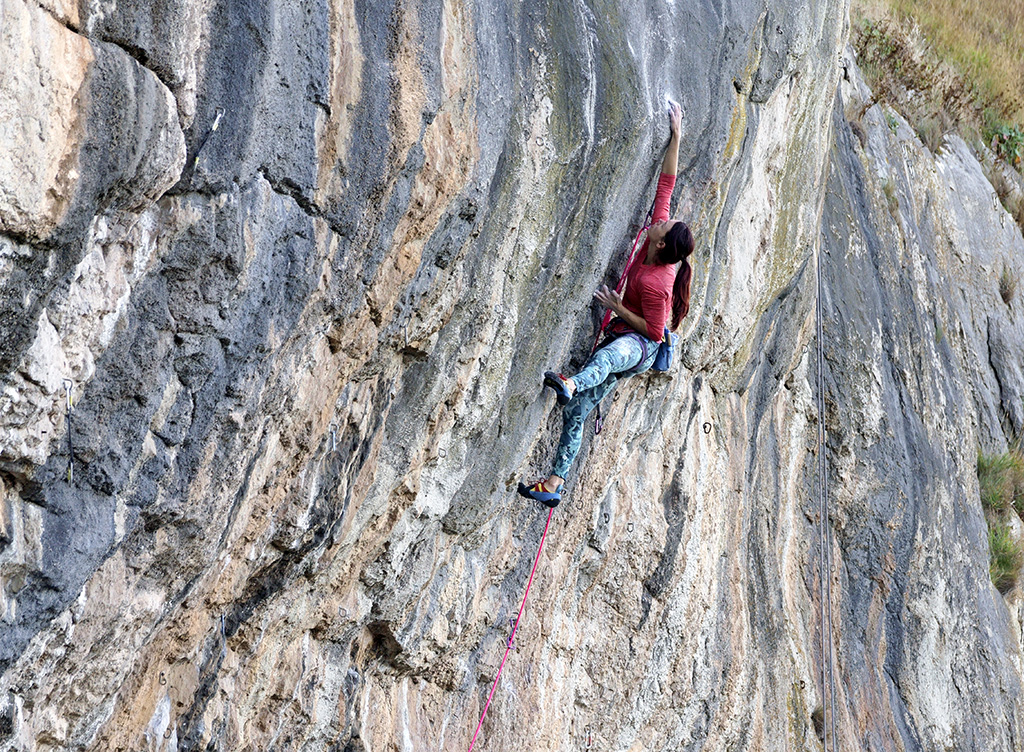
[0,0,1022,750]
[0,0,185,479]
[817,59,1024,748]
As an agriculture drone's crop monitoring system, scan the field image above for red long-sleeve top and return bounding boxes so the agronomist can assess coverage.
[609,172,677,342]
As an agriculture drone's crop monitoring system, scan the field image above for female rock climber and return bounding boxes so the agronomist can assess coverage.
[518,102,694,508]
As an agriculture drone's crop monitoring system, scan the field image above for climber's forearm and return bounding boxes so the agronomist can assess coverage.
[661,132,680,176]
[662,102,682,176]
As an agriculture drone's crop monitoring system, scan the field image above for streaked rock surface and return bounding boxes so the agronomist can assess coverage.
[0,0,1022,750]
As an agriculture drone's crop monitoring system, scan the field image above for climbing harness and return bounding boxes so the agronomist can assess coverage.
[465,507,554,752]
[593,200,656,435]
[814,239,838,750]
[62,379,74,483]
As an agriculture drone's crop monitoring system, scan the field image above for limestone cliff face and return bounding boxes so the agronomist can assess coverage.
[0,0,1022,750]
[819,62,1024,748]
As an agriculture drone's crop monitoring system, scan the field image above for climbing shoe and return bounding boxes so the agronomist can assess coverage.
[543,371,575,405]
[517,480,563,508]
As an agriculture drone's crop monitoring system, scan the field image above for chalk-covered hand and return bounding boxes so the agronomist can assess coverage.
[668,102,682,138]
[594,284,623,314]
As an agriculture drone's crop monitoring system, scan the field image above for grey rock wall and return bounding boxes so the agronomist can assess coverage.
[817,59,1024,749]
[0,0,1022,750]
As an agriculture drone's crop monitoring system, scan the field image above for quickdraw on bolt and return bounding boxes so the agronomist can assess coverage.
[62,379,74,483]
[191,108,225,172]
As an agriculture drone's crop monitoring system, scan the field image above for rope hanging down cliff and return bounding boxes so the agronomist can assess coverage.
[463,205,653,750]
[465,508,554,752]
[464,205,653,747]
[465,189,661,749]
[592,200,655,435]
[470,104,692,749]
[815,234,839,750]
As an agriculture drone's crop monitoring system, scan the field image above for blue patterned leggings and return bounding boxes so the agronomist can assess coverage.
[551,333,659,478]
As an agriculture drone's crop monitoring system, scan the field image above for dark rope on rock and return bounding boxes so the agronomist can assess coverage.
[814,233,838,751]
[62,379,74,484]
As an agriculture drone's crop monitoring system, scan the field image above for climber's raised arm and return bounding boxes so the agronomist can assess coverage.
[647,102,682,228]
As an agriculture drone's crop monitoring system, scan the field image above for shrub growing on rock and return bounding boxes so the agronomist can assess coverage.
[989,524,1024,593]
[977,450,1024,513]
[978,449,1024,592]
[999,264,1017,306]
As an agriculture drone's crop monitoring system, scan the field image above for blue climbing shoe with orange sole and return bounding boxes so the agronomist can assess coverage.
[517,480,562,508]
[543,371,574,405]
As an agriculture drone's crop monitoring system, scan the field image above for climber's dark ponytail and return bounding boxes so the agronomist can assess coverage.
[672,258,691,329]
[664,222,694,329]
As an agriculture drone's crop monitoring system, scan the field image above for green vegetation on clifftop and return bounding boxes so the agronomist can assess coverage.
[852,0,1024,168]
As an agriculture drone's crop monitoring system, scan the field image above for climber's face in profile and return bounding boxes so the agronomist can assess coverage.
[648,218,681,248]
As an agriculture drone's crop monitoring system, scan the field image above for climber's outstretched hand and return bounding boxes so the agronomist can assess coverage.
[594,284,624,315]
[669,101,682,138]
[663,101,681,175]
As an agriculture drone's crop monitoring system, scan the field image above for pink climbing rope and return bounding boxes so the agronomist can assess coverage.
[466,507,555,752]
[591,203,654,435]
[589,204,655,356]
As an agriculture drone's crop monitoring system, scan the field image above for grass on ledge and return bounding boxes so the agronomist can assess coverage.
[977,450,1024,515]
[989,523,1024,593]
[888,0,1024,123]
[977,449,1024,593]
